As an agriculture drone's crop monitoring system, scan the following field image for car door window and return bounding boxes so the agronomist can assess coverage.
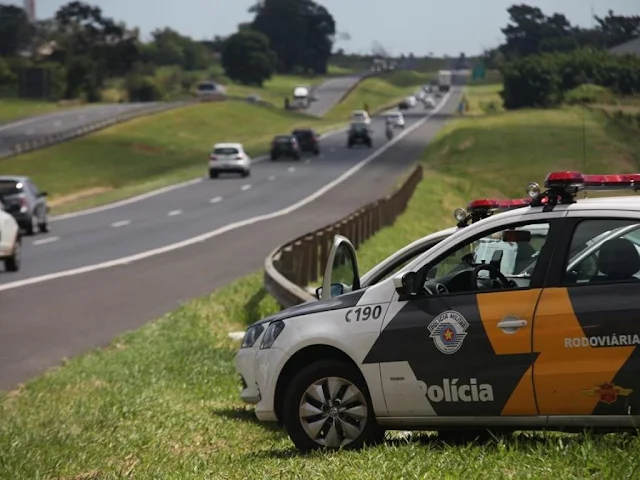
[28,181,40,197]
[422,222,551,294]
[561,219,640,285]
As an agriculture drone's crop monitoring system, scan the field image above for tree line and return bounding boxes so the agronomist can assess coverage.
[482,4,640,109]
[0,0,339,100]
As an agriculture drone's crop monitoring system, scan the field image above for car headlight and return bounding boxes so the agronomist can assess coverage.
[260,320,285,349]
[241,324,265,349]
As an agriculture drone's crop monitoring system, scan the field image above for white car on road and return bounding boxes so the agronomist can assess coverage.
[0,199,21,271]
[423,96,436,109]
[208,143,251,178]
[350,110,371,124]
[385,112,405,129]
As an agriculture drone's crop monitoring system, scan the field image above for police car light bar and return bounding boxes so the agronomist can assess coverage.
[454,197,532,227]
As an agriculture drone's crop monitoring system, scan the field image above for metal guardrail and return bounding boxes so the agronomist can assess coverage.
[264,164,424,309]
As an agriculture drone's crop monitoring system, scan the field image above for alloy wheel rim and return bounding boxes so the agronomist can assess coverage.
[298,376,368,448]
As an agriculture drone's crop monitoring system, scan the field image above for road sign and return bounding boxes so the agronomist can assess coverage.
[472,63,485,80]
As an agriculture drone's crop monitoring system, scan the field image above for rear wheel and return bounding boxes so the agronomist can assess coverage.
[4,237,21,272]
[39,211,49,233]
[282,360,384,453]
[270,154,277,161]
[313,149,320,155]
[24,215,36,235]
[241,170,250,177]
[209,170,218,179]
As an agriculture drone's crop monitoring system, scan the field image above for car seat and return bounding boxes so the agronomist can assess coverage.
[590,238,640,283]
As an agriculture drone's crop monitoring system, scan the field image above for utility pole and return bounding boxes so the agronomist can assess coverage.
[23,0,35,23]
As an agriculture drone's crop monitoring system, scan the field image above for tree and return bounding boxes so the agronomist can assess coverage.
[221,30,276,86]
[594,10,640,48]
[0,4,34,56]
[145,27,210,71]
[250,0,336,74]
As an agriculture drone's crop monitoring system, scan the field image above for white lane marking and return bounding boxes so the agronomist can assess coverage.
[241,184,251,191]
[210,196,223,204]
[32,236,60,246]
[110,220,130,227]
[288,167,296,173]
[49,125,353,221]
[228,331,245,340]
[168,210,182,216]
[51,178,204,221]
[0,90,454,293]
[268,176,275,181]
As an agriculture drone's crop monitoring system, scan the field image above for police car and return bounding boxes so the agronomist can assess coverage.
[240,170,640,452]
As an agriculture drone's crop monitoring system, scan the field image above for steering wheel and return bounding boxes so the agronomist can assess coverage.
[470,264,511,290]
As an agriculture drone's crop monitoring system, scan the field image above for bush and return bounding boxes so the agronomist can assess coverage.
[125,74,164,102]
[0,57,17,96]
[564,84,615,105]
[499,49,640,110]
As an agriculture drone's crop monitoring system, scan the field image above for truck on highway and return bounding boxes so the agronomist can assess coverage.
[438,70,452,92]
[291,86,310,109]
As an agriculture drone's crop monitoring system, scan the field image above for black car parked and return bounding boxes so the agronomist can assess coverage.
[270,135,301,160]
[347,122,372,148]
[0,175,49,235]
[291,128,320,155]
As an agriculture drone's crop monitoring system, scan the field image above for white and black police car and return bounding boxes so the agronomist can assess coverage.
[237,171,640,452]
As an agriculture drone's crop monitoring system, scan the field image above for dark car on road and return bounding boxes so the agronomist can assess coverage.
[0,175,49,235]
[398,99,410,110]
[347,122,372,148]
[291,128,320,155]
[270,135,301,160]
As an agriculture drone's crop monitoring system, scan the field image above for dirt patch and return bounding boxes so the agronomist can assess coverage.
[48,187,113,207]
[132,143,165,154]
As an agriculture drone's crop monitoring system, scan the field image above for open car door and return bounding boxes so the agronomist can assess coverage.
[316,234,361,301]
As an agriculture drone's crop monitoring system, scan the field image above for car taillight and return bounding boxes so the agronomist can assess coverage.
[209,155,217,160]
[236,154,243,159]
[19,198,28,212]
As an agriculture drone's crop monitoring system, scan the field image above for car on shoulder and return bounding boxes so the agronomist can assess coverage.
[0,199,21,271]
[208,143,251,178]
[423,96,436,109]
[240,170,640,452]
[385,112,405,129]
[270,135,301,160]
[0,175,49,235]
[347,122,372,148]
[405,95,417,107]
[292,128,320,155]
[350,110,371,124]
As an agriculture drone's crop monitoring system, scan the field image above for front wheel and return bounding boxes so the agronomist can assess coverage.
[282,360,384,453]
[4,238,21,272]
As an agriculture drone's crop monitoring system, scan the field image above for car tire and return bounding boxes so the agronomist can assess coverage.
[209,170,218,179]
[39,212,49,233]
[241,170,250,177]
[271,154,277,161]
[4,237,21,272]
[282,359,384,453]
[24,215,36,236]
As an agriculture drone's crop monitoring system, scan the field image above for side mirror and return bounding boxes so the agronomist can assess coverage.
[393,271,420,297]
[316,283,344,300]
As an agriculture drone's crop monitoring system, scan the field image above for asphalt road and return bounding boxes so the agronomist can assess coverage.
[306,72,372,116]
[0,87,462,391]
[0,102,176,157]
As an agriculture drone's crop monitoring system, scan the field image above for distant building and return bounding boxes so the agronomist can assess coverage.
[23,0,35,22]
[609,36,640,56]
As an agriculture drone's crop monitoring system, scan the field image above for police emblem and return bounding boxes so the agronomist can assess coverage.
[428,310,469,354]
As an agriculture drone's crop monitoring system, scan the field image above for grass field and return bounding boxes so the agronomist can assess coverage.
[3,84,640,479]
[2,71,429,214]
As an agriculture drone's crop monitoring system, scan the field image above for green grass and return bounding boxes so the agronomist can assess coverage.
[2,71,431,215]
[3,84,640,479]
[2,277,640,479]
[0,97,83,124]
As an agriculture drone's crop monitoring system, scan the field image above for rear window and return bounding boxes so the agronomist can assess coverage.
[0,180,22,195]
[213,147,239,155]
[275,136,293,143]
[293,130,312,138]
[197,83,216,92]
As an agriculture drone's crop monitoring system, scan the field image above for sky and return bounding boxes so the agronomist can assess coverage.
[7,0,640,56]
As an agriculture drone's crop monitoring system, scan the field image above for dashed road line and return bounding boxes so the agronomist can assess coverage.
[168,210,182,216]
[110,220,131,227]
[210,196,223,204]
[268,176,276,181]
[288,167,296,173]
[241,184,252,191]
[32,236,60,246]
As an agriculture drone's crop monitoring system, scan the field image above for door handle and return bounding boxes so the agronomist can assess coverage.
[497,318,528,334]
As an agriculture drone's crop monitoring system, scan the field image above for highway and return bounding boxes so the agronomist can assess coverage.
[0,101,181,157]
[0,81,462,391]
[306,72,372,116]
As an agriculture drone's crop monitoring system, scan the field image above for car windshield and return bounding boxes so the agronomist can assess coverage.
[213,147,239,155]
[197,83,216,91]
[0,180,22,195]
